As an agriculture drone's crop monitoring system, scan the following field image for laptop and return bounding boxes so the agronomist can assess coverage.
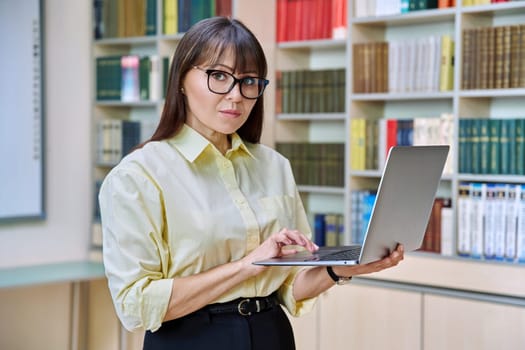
[254,145,449,266]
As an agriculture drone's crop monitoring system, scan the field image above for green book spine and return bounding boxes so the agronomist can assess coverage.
[508,119,517,174]
[286,70,299,113]
[145,0,157,35]
[499,119,511,174]
[516,119,525,175]
[281,71,290,114]
[479,119,490,174]
[337,68,345,113]
[108,55,122,101]
[295,70,304,113]
[458,119,469,173]
[489,119,501,174]
[139,56,150,100]
[470,119,481,174]
[96,57,106,100]
[163,56,170,98]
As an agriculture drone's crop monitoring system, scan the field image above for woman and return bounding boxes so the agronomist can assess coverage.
[99,16,404,350]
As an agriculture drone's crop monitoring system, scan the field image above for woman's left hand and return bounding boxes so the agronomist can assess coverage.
[332,244,405,278]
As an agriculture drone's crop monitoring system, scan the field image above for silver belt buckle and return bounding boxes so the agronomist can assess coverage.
[238,299,251,316]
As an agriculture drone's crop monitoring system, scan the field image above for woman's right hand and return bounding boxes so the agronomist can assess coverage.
[240,228,318,274]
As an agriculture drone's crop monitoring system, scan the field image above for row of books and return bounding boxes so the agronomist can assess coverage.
[462,24,525,90]
[457,182,525,263]
[93,0,232,39]
[419,197,453,255]
[353,35,454,94]
[350,189,376,245]
[354,0,453,18]
[276,0,347,42]
[95,119,157,166]
[275,143,345,187]
[275,69,345,114]
[93,0,157,38]
[313,213,345,247]
[458,118,525,175]
[349,114,454,174]
[95,55,171,102]
[464,0,523,6]
[164,0,231,35]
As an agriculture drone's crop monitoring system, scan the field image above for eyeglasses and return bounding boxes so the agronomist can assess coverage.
[193,66,269,99]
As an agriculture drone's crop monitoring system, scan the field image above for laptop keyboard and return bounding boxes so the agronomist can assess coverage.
[319,246,362,261]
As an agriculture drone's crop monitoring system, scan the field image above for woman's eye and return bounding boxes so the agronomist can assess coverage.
[243,77,256,86]
[211,71,227,81]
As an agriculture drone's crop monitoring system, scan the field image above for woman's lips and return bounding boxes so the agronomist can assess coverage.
[220,109,241,117]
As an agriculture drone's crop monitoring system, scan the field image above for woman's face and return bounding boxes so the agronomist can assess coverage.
[182,49,258,142]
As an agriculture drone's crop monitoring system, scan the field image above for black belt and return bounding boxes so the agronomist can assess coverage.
[205,294,280,316]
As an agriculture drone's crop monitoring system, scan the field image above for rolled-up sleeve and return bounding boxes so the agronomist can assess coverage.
[277,268,317,317]
[277,186,318,317]
[99,167,172,332]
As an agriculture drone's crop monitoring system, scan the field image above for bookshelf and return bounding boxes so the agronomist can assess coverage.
[275,0,525,263]
[88,0,525,348]
[274,1,525,348]
[89,0,234,260]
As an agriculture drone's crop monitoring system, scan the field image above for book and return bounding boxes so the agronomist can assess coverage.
[488,118,501,174]
[96,55,123,101]
[493,183,507,260]
[457,182,472,256]
[324,214,339,247]
[163,0,178,34]
[510,25,521,88]
[499,118,512,174]
[215,0,232,17]
[505,184,519,261]
[516,185,525,262]
[516,119,525,175]
[479,119,490,174]
[139,56,150,100]
[470,182,485,259]
[314,213,326,246]
[145,0,157,35]
[276,0,345,42]
[350,118,366,170]
[440,113,455,174]
[439,35,454,91]
[337,214,345,246]
[149,55,161,101]
[421,198,447,253]
[458,119,470,173]
[440,198,454,256]
[470,119,481,174]
[121,55,140,102]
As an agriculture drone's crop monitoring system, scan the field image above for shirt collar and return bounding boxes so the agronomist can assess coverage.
[169,124,255,162]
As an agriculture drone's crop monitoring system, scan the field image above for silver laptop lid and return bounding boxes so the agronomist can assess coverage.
[358,145,449,264]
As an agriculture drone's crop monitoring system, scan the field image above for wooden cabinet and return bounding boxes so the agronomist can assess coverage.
[319,284,422,350]
[424,294,525,350]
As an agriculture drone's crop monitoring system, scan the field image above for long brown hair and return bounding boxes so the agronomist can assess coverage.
[146,17,267,145]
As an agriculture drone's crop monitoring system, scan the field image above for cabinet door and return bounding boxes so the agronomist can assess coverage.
[424,294,525,350]
[319,283,422,350]
[286,305,319,350]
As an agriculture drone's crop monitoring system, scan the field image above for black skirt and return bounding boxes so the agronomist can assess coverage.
[143,295,296,350]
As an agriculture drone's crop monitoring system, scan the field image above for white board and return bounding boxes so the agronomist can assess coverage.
[0,0,45,220]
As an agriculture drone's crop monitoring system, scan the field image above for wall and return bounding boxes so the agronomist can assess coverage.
[0,0,92,268]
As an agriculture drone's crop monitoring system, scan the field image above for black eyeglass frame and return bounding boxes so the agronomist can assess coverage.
[193,66,269,99]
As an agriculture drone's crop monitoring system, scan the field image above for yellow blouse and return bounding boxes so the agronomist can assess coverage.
[99,124,316,332]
